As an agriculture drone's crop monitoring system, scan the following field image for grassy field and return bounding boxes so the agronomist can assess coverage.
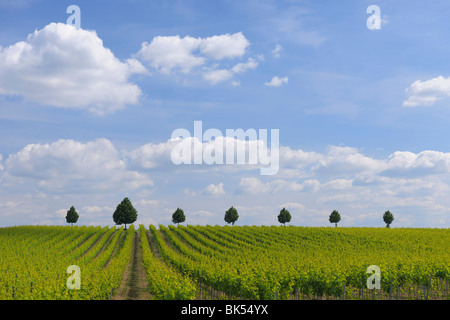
[0,224,448,300]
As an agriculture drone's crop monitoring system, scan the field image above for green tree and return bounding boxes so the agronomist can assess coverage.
[65,206,79,226]
[113,197,137,230]
[383,210,394,228]
[224,206,239,226]
[277,207,292,226]
[172,208,186,225]
[329,210,341,227]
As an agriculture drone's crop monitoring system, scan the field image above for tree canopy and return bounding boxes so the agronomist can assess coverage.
[172,208,186,225]
[65,206,79,226]
[113,197,137,230]
[329,210,341,227]
[224,206,239,226]
[277,208,292,226]
[383,210,394,228]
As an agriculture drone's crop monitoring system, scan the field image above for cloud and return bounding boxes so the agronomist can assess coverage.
[279,202,305,210]
[2,137,450,227]
[136,32,256,85]
[280,145,450,180]
[272,44,282,58]
[237,177,307,194]
[202,69,234,84]
[128,137,450,183]
[3,138,153,193]
[203,58,258,84]
[236,145,450,198]
[192,210,214,217]
[238,177,270,194]
[403,75,450,107]
[231,58,258,74]
[279,146,324,168]
[311,146,385,177]
[136,35,204,74]
[385,150,450,176]
[81,206,114,214]
[0,22,145,114]
[199,32,249,60]
[130,135,276,175]
[202,183,226,195]
[135,199,160,206]
[136,33,250,71]
[128,141,176,169]
[323,178,353,190]
[129,139,450,184]
[265,76,288,87]
[0,200,21,208]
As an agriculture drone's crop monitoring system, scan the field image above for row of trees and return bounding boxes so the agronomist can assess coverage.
[65,198,395,228]
[172,206,281,226]
[65,197,137,229]
[173,207,395,228]
[328,210,394,228]
[328,209,394,228]
[171,206,240,226]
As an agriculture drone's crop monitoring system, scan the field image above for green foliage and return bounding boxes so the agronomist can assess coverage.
[113,197,137,230]
[224,206,239,226]
[329,210,341,227]
[65,206,79,226]
[150,225,449,299]
[140,225,196,299]
[277,208,292,225]
[0,225,132,299]
[172,208,186,225]
[383,210,395,228]
[1,225,448,300]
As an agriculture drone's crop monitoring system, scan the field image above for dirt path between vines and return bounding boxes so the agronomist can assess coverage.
[112,230,153,300]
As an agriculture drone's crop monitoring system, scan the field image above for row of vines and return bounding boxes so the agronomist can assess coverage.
[143,225,449,300]
[0,225,448,299]
[0,225,133,300]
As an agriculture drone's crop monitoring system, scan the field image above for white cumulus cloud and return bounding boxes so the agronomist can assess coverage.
[199,32,249,60]
[202,183,226,195]
[136,32,256,85]
[0,22,146,114]
[403,75,450,107]
[272,44,282,58]
[265,76,288,87]
[81,206,114,214]
[385,150,450,176]
[2,138,450,227]
[4,138,153,193]
[202,69,234,84]
[128,141,176,169]
[231,58,258,74]
[136,35,204,74]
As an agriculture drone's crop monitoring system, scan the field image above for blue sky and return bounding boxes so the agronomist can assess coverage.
[0,0,450,228]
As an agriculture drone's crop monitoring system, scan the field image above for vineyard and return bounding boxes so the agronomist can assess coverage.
[0,225,133,299]
[0,225,448,300]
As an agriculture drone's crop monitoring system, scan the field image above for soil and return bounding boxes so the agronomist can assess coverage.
[112,230,153,300]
